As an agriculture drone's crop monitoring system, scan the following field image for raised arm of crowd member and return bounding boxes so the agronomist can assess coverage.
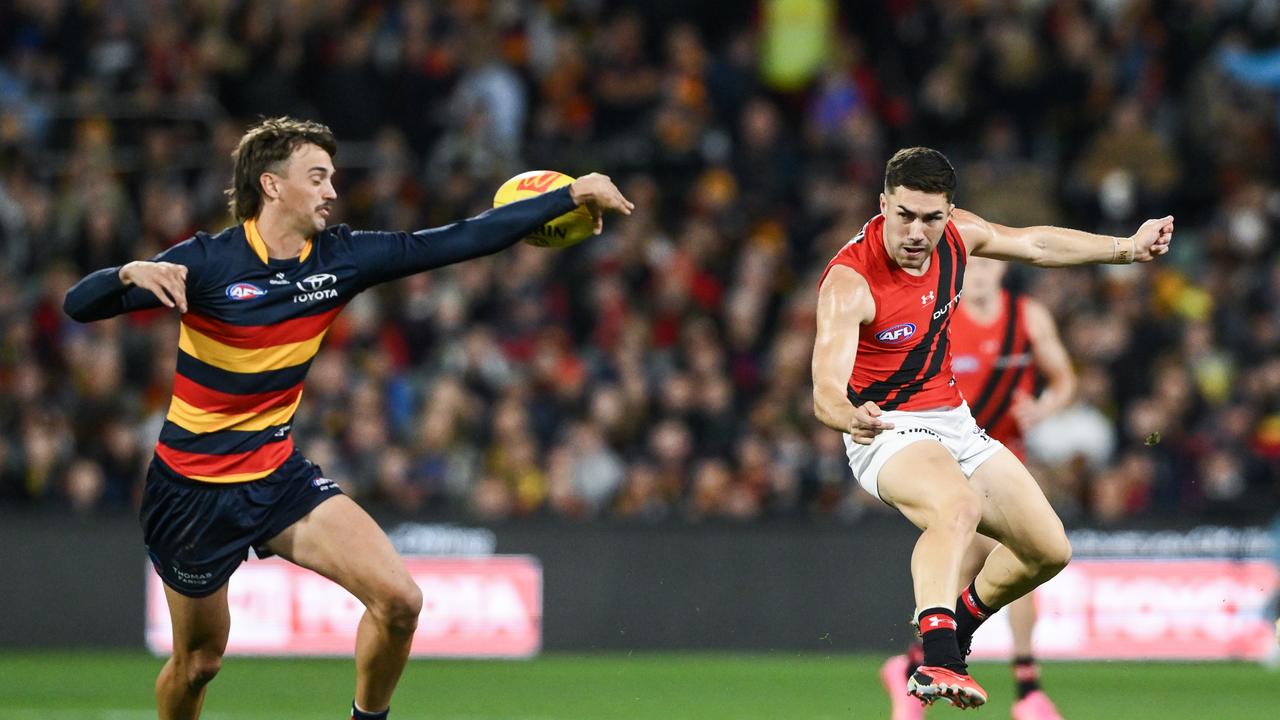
[953,209,1173,267]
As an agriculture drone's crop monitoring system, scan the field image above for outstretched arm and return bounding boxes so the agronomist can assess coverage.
[64,239,203,322]
[1010,298,1076,432]
[953,208,1173,267]
[811,265,894,444]
[353,173,633,287]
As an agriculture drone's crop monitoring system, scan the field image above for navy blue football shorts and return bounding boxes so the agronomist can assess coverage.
[140,450,343,597]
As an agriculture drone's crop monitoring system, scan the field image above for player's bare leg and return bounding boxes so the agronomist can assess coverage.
[156,584,230,720]
[1009,592,1036,657]
[1007,586,1063,719]
[959,530,1063,719]
[879,441,983,613]
[265,496,423,715]
[967,449,1071,610]
[878,440,988,708]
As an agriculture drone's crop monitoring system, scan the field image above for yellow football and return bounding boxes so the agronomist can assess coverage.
[493,170,595,247]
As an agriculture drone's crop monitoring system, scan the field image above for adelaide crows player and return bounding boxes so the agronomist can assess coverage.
[64,117,633,720]
[880,255,1076,720]
[811,147,1171,708]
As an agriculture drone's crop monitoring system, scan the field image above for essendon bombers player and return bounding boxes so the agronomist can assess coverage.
[811,147,1172,709]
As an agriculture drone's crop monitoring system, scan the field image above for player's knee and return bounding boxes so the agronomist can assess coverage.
[939,489,982,535]
[1044,534,1072,574]
[181,650,222,690]
[374,580,422,635]
[1032,533,1072,580]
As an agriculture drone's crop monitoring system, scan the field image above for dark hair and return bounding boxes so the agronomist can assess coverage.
[225,117,337,222]
[884,147,956,202]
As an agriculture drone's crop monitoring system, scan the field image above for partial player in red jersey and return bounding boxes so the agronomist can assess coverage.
[812,148,1172,709]
[880,255,1076,720]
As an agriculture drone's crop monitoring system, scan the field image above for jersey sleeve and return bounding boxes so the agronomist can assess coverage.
[348,187,578,288]
[63,236,210,322]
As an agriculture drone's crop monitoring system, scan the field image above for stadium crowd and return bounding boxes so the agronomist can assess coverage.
[0,0,1277,524]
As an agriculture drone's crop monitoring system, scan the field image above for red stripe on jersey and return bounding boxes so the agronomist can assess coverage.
[171,373,303,415]
[181,306,344,349]
[155,436,294,478]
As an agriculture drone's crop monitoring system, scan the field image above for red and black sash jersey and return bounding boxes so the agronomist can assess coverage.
[65,188,577,483]
[949,289,1035,445]
[818,214,967,412]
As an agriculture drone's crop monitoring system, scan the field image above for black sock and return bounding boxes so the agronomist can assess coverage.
[954,582,996,656]
[1013,656,1041,699]
[352,701,389,720]
[916,607,966,673]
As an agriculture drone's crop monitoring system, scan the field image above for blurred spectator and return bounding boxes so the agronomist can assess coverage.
[2,0,1277,525]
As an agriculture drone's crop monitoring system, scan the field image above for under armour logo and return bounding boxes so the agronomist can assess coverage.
[921,613,957,631]
[921,291,935,305]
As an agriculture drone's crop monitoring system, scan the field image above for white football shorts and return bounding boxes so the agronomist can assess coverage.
[842,402,1004,502]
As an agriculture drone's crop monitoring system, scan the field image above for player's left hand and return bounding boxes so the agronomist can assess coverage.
[1010,390,1049,433]
[1130,215,1173,262]
[569,173,635,235]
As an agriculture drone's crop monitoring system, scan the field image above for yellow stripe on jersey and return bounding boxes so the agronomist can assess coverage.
[245,219,313,264]
[188,467,279,484]
[179,322,324,374]
[166,392,304,434]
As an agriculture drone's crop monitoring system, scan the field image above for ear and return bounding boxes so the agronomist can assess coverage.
[878,192,887,214]
[259,172,280,201]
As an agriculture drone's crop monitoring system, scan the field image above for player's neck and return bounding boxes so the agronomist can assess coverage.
[254,210,311,260]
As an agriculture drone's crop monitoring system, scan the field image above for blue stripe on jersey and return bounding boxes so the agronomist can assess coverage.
[175,350,314,395]
[158,422,295,456]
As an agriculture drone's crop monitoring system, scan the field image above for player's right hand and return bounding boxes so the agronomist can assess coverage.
[1130,215,1173,261]
[119,261,189,313]
[848,401,894,445]
[568,173,635,235]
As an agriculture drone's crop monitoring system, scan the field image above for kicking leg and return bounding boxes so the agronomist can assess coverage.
[878,440,984,619]
[264,496,422,715]
[878,440,988,708]
[156,584,230,720]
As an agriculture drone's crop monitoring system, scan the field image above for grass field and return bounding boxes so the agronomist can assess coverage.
[0,651,1274,719]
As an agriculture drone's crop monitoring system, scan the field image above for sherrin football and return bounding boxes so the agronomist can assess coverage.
[493,170,595,248]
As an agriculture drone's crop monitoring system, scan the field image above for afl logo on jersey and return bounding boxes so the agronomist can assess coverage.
[876,322,917,344]
[225,282,266,300]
